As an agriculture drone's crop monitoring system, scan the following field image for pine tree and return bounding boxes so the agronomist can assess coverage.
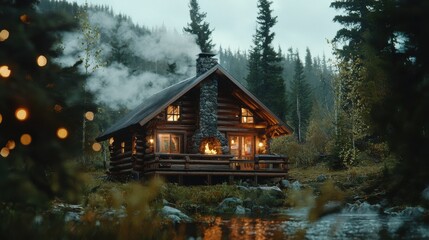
[0,0,90,205]
[183,0,215,53]
[289,55,312,142]
[246,0,286,118]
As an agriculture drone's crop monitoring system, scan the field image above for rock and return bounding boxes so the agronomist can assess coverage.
[64,211,81,222]
[243,186,285,208]
[161,206,192,223]
[316,174,328,182]
[235,205,246,215]
[280,179,290,188]
[216,197,243,214]
[291,181,302,190]
[237,185,250,192]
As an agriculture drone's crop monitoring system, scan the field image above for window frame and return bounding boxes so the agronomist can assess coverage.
[166,105,181,122]
[156,133,183,154]
[240,107,254,123]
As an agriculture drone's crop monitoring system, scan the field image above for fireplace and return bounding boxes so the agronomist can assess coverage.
[199,137,222,155]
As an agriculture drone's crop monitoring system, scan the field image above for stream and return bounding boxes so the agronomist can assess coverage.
[181,203,429,239]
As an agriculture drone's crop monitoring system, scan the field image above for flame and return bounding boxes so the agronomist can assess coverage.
[204,143,217,155]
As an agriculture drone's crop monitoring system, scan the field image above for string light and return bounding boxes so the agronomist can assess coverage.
[20,134,32,145]
[15,108,28,121]
[0,65,11,78]
[1,147,9,158]
[92,143,102,152]
[0,29,9,41]
[6,140,16,150]
[37,55,47,67]
[85,111,94,121]
[57,128,68,139]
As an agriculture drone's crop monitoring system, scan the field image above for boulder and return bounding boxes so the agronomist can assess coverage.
[161,206,192,223]
[291,181,302,190]
[280,179,290,188]
[316,174,328,182]
[216,197,243,214]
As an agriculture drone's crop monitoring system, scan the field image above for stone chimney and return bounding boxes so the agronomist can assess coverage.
[192,53,229,154]
[196,52,218,76]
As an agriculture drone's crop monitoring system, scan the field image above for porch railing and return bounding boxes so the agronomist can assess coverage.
[141,153,288,173]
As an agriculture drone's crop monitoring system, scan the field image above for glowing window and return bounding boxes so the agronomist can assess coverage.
[158,134,182,153]
[167,105,180,121]
[241,108,254,123]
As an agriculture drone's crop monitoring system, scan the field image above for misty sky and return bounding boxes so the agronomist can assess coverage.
[72,0,340,60]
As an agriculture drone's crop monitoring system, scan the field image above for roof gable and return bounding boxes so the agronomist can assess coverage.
[97,65,292,141]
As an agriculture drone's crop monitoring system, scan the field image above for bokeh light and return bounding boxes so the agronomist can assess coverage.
[0,65,11,78]
[57,128,68,139]
[15,108,28,121]
[6,140,16,150]
[54,104,63,112]
[37,55,47,67]
[20,134,32,145]
[1,147,10,158]
[85,111,94,121]
[0,29,9,41]
[92,142,102,152]
[20,14,29,24]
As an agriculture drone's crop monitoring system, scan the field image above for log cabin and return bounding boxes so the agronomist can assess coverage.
[96,53,293,184]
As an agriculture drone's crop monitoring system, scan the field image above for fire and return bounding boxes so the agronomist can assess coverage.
[204,143,217,155]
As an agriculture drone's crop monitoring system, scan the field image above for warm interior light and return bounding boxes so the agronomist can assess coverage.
[1,147,10,158]
[57,128,68,139]
[85,111,94,121]
[6,140,16,150]
[109,137,114,145]
[0,113,2,124]
[231,139,235,144]
[15,108,28,121]
[0,29,9,41]
[149,138,154,144]
[0,65,11,78]
[258,142,264,148]
[20,134,32,145]
[204,143,217,155]
[92,142,102,152]
[37,55,47,67]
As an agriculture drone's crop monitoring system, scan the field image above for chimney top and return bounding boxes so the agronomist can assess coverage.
[198,52,216,58]
[196,52,218,76]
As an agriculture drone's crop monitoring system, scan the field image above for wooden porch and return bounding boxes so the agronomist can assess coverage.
[134,153,288,184]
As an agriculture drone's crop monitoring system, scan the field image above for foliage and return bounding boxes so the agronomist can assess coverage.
[271,135,318,168]
[288,55,312,142]
[183,0,215,52]
[332,56,370,166]
[246,0,286,118]
[332,0,429,203]
[0,0,87,207]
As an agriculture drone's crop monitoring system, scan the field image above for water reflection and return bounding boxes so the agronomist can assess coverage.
[187,216,288,240]
[180,207,429,240]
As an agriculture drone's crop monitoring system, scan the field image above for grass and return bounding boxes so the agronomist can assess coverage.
[288,161,387,203]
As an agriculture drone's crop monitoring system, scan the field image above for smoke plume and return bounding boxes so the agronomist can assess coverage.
[56,10,200,110]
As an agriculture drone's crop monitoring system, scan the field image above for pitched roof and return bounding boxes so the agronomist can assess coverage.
[96,65,293,141]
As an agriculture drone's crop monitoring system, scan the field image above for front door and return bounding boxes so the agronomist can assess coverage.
[229,135,254,170]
